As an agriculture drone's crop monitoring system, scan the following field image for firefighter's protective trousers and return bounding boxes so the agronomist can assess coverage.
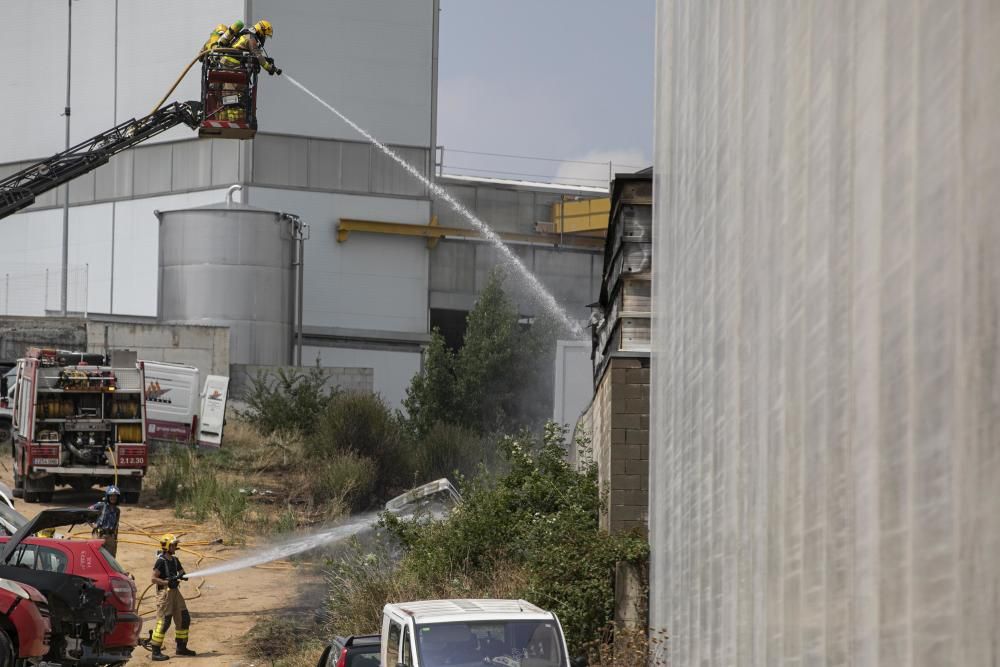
[151,588,191,647]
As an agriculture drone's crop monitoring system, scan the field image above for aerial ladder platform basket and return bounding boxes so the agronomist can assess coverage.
[198,49,260,140]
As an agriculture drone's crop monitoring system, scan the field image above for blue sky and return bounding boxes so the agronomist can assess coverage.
[437,0,655,187]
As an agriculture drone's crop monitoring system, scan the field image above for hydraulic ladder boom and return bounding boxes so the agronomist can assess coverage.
[0,100,202,220]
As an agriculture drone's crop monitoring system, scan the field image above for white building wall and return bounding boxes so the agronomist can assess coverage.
[250,0,434,147]
[552,340,592,428]
[0,189,233,318]
[302,345,420,410]
[246,187,430,333]
[2,0,242,160]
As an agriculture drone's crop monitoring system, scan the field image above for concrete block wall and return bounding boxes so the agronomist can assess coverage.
[86,322,229,376]
[0,317,86,361]
[228,364,374,402]
[581,356,650,535]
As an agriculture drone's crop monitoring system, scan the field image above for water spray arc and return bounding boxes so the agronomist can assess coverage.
[283,75,584,338]
[184,513,379,579]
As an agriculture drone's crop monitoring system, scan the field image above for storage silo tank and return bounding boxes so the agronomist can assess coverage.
[156,198,297,366]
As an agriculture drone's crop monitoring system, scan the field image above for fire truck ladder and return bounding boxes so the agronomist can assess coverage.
[0,100,202,221]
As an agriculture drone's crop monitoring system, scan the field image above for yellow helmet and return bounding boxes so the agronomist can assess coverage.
[213,23,227,35]
[253,19,273,38]
[160,533,179,550]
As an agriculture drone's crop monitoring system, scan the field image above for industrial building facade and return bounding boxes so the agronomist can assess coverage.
[0,0,605,408]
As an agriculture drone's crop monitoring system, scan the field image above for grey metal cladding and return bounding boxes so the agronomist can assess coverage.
[67,170,96,204]
[171,140,212,191]
[429,240,476,292]
[371,146,426,196]
[95,152,134,200]
[474,186,519,234]
[307,139,341,189]
[436,184,476,227]
[210,139,240,186]
[252,135,308,187]
[340,141,371,192]
[132,143,173,196]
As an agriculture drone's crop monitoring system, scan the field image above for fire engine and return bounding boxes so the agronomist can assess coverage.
[10,349,148,503]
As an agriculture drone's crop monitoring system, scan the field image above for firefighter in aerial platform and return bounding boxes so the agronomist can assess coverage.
[88,484,121,557]
[214,19,281,122]
[227,19,282,76]
[149,534,196,660]
[200,20,245,58]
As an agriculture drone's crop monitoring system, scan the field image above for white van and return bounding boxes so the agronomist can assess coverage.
[143,361,200,446]
[381,599,573,667]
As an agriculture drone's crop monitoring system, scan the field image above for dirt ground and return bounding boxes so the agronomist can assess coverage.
[0,460,322,666]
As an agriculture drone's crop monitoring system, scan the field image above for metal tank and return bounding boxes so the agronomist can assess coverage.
[156,190,301,366]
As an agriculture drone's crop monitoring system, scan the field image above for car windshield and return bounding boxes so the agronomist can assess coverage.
[415,620,567,667]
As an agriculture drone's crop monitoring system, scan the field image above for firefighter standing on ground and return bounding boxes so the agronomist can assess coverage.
[150,534,196,660]
[88,485,120,557]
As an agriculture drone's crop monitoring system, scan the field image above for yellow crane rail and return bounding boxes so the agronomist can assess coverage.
[337,218,604,250]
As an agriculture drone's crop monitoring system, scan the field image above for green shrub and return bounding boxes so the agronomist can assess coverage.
[407,421,486,483]
[239,367,337,436]
[403,271,558,438]
[380,422,649,655]
[402,330,457,440]
[309,452,378,511]
[309,392,406,500]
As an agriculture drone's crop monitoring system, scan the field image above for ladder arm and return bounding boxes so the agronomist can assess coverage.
[0,100,202,220]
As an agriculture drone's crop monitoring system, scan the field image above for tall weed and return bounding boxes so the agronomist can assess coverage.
[148,448,248,537]
[309,392,406,501]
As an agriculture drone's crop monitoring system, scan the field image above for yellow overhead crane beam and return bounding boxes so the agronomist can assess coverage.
[549,197,611,234]
[336,218,605,250]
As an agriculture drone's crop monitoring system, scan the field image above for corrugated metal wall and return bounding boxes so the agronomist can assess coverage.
[650,1,1000,664]
[1,0,243,160]
[250,0,434,146]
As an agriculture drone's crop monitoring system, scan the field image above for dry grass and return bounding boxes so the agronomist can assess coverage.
[585,626,669,666]
[244,618,327,666]
[324,544,529,637]
[148,419,374,539]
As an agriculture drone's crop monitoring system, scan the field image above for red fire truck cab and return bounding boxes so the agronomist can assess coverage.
[10,349,148,503]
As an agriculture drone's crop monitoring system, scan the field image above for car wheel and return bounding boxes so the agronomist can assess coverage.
[0,628,15,667]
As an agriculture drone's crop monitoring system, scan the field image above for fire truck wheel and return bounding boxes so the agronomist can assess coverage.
[23,477,54,504]
[123,491,141,504]
[11,473,23,499]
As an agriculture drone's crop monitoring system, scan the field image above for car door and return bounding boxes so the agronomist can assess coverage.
[386,620,402,666]
[400,625,415,666]
[11,543,69,573]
